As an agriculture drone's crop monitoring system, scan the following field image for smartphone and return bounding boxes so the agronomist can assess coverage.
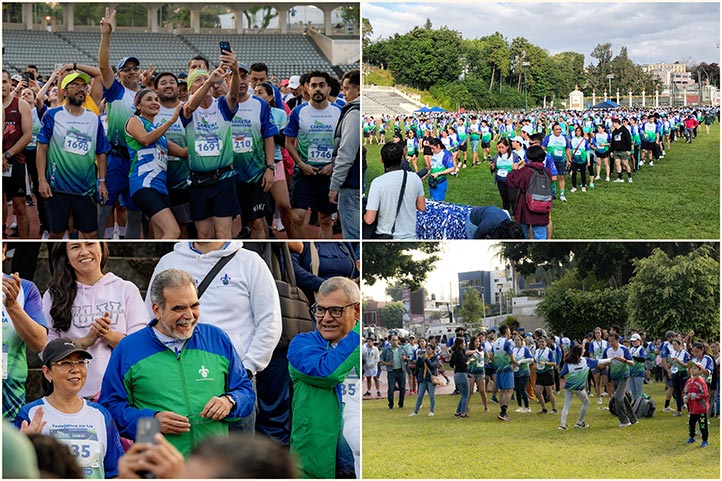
[55,63,64,71]
[22,72,31,83]
[136,416,160,445]
[219,41,232,54]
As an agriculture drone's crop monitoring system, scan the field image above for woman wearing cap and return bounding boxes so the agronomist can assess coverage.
[668,338,690,416]
[628,334,647,401]
[125,88,187,239]
[15,337,124,478]
[43,242,147,400]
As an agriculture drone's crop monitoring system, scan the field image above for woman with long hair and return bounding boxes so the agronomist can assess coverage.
[534,336,557,414]
[466,336,488,413]
[15,338,124,477]
[42,242,147,400]
[490,137,520,215]
[567,125,590,193]
[410,345,439,416]
[512,335,533,413]
[449,337,470,418]
[558,344,611,430]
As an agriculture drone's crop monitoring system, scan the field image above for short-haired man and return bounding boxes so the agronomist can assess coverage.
[284,71,341,238]
[329,69,361,239]
[380,334,408,409]
[603,332,637,427]
[493,325,518,421]
[610,117,633,183]
[37,72,110,238]
[248,62,288,114]
[364,142,425,239]
[100,269,255,458]
[187,56,210,73]
[288,277,360,478]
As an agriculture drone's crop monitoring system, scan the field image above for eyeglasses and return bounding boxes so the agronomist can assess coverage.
[311,303,356,319]
[66,83,89,91]
[52,359,90,369]
[120,66,140,73]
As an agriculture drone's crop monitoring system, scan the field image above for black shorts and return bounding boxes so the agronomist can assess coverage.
[46,192,97,234]
[422,146,432,156]
[236,181,270,221]
[596,151,610,159]
[188,177,240,221]
[641,141,656,151]
[2,162,27,198]
[406,149,418,158]
[535,370,555,386]
[169,188,192,224]
[481,141,491,149]
[458,141,468,152]
[290,171,337,214]
[363,131,371,138]
[132,188,170,218]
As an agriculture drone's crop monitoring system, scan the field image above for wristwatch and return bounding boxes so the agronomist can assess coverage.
[266,164,276,173]
[4,152,12,160]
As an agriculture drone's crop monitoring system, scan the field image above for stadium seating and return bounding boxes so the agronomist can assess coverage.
[3,30,355,81]
[363,89,421,115]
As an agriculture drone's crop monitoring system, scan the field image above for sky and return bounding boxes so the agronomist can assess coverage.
[363,241,507,302]
[364,2,721,66]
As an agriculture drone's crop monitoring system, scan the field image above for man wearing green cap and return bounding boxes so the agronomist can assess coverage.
[36,71,110,238]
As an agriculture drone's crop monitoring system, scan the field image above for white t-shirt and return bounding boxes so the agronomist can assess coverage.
[366,170,424,240]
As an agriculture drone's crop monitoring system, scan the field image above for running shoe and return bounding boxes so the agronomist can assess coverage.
[551,409,558,414]
[363,392,371,397]
[649,161,654,166]
[560,194,567,202]
[663,407,673,412]
[628,177,633,183]
[605,176,610,182]
[598,397,603,404]
[575,422,590,429]
[581,187,587,192]
[428,412,434,416]
[558,425,567,430]
[409,412,418,417]
[686,437,696,444]
[618,422,631,428]
[700,441,709,448]
[515,407,523,412]
[570,187,577,193]
[594,175,601,180]
[498,414,510,421]
[538,409,549,414]
[614,178,624,183]
[588,183,594,188]
[673,411,682,417]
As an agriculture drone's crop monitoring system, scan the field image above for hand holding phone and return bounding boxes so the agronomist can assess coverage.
[219,41,232,54]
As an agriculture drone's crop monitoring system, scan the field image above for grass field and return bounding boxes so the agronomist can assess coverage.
[362,379,720,478]
[362,125,720,239]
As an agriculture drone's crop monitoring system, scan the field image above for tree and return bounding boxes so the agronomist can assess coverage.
[379,303,403,329]
[243,6,277,29]
[363,243,441,291]
[459,288,485,333]
[338,5,359,26]
[627,247,720,341]
[362,17,373,49]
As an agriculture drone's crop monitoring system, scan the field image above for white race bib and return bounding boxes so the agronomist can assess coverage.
[232,135,253,154]
[155,147,168,169]
[63,132,91,156]
[308,143,332,162]
[194,138,222,157]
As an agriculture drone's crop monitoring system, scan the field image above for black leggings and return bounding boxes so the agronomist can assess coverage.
[571,163,587,188]
[515,375,529,407]
[672,372,688,412]
[496,181,518,214]
[689,413,708,441]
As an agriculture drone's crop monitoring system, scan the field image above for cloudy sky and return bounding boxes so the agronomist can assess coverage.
[364,2,720,66]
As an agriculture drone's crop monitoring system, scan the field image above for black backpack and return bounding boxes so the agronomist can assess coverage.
[633,394,656,418]
[525,165,553,213]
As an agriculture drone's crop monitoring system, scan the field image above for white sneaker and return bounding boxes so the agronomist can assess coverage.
[614,178,624,183]
[618,422,632,428]
[649,161,654,166]
[663,406,673,412]
[605,176,610,182]
[581,187,587,192]
[597,397,603,405]
[595,175,601,180]
[515,407,523,412]
[639,160,645,166]
[523,407,532,413]
[428,412,434,416]
[628,177,633,183]
[462,163,467,169]
[570,187,577,193]
[560,194,567,202]
[409,412,418,416]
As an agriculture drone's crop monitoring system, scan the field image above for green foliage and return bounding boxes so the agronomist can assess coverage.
[363,243,441,291]
[458,288,485,332]
[628,247,720,341]
[363,382,720,478]
[364,66,394,87]
[337,5,359,26]
[379,303,403,329]
[536,270,629,340]
[362,17,373,49]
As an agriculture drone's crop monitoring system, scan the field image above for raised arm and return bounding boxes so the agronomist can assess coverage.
[98,8,116,90]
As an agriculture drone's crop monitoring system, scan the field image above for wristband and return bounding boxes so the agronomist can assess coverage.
[97,178,106,182]
[221,394,236,408]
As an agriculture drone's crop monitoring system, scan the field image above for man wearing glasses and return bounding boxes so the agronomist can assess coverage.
[99,269,255,458]
[288,276,360,478]
[36,72,110,239]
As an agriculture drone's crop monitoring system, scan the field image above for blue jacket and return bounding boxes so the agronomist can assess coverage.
[99,319,255,457]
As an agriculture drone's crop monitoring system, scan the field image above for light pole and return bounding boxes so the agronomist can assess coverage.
[522,61,530,112]
[607,74,615,99]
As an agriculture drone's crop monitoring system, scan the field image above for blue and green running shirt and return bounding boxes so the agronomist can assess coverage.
[37,106,111,196]
[589,339,608,360]
[2,276,48,421]
[231,95,279,183]
[126,116,169,196]
[542,133,569,162]
[642,121,659,143]
[603,345,632,381]
[629,345,647,378]
[492,337,515,373]
[180,96,237,179]
[284,102,341,168]
[534,346,555,373]
[102,79,137,148]
[561,357,601,391]
[155,105,189,191]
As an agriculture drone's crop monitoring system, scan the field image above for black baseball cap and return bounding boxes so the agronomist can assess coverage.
[41,338,93,366]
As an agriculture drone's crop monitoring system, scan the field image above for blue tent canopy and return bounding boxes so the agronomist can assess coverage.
[591,100,621,109]
[415,106,432,113]
[430,106,447,112]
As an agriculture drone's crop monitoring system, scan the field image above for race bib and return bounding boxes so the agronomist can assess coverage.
[497,169,508,178]
[232,135,253,154]
[194,138,222,157]
[156,147,168,170]
[63,131,91,156]
[63,439,101,470]
[308,143,332,162]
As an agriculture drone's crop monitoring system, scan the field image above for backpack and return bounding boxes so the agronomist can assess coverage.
[608,391,633,416]
[632,394,656,418]
[525,165,553,213]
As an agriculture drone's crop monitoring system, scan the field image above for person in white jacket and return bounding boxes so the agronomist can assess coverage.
[145,241,282,434]
[362,337,381,397]
[43,242,147,399]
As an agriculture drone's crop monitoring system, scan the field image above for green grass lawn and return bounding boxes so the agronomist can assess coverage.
[363,125,720,239]
[362,380,720,478]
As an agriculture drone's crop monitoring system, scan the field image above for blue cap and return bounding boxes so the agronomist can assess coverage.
[238,62,249,73]
[117,56,140,71]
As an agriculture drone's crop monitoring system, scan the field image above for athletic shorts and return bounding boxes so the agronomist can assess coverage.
[363,131,371,138]
[46,192,97,234]
[458,141,467,152]
[470,140,480,151]
[2,162,27,198]
[105,152,138,210]
[467,371,485,384]
[535,370,555,386]
[422,146,432,156]
[481,141,491,149]
[290,171,337,214]
[612,151,630,163]
[495,371,514,390]
[554,161,567,175]
[406,150,418,158]
[188,177,240,221]
[236,181,270,221]
[591,366,608,376]
[641,141,656,151]
[168,188,192,225]
[596,151,610,159]
[132,188,170,218]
